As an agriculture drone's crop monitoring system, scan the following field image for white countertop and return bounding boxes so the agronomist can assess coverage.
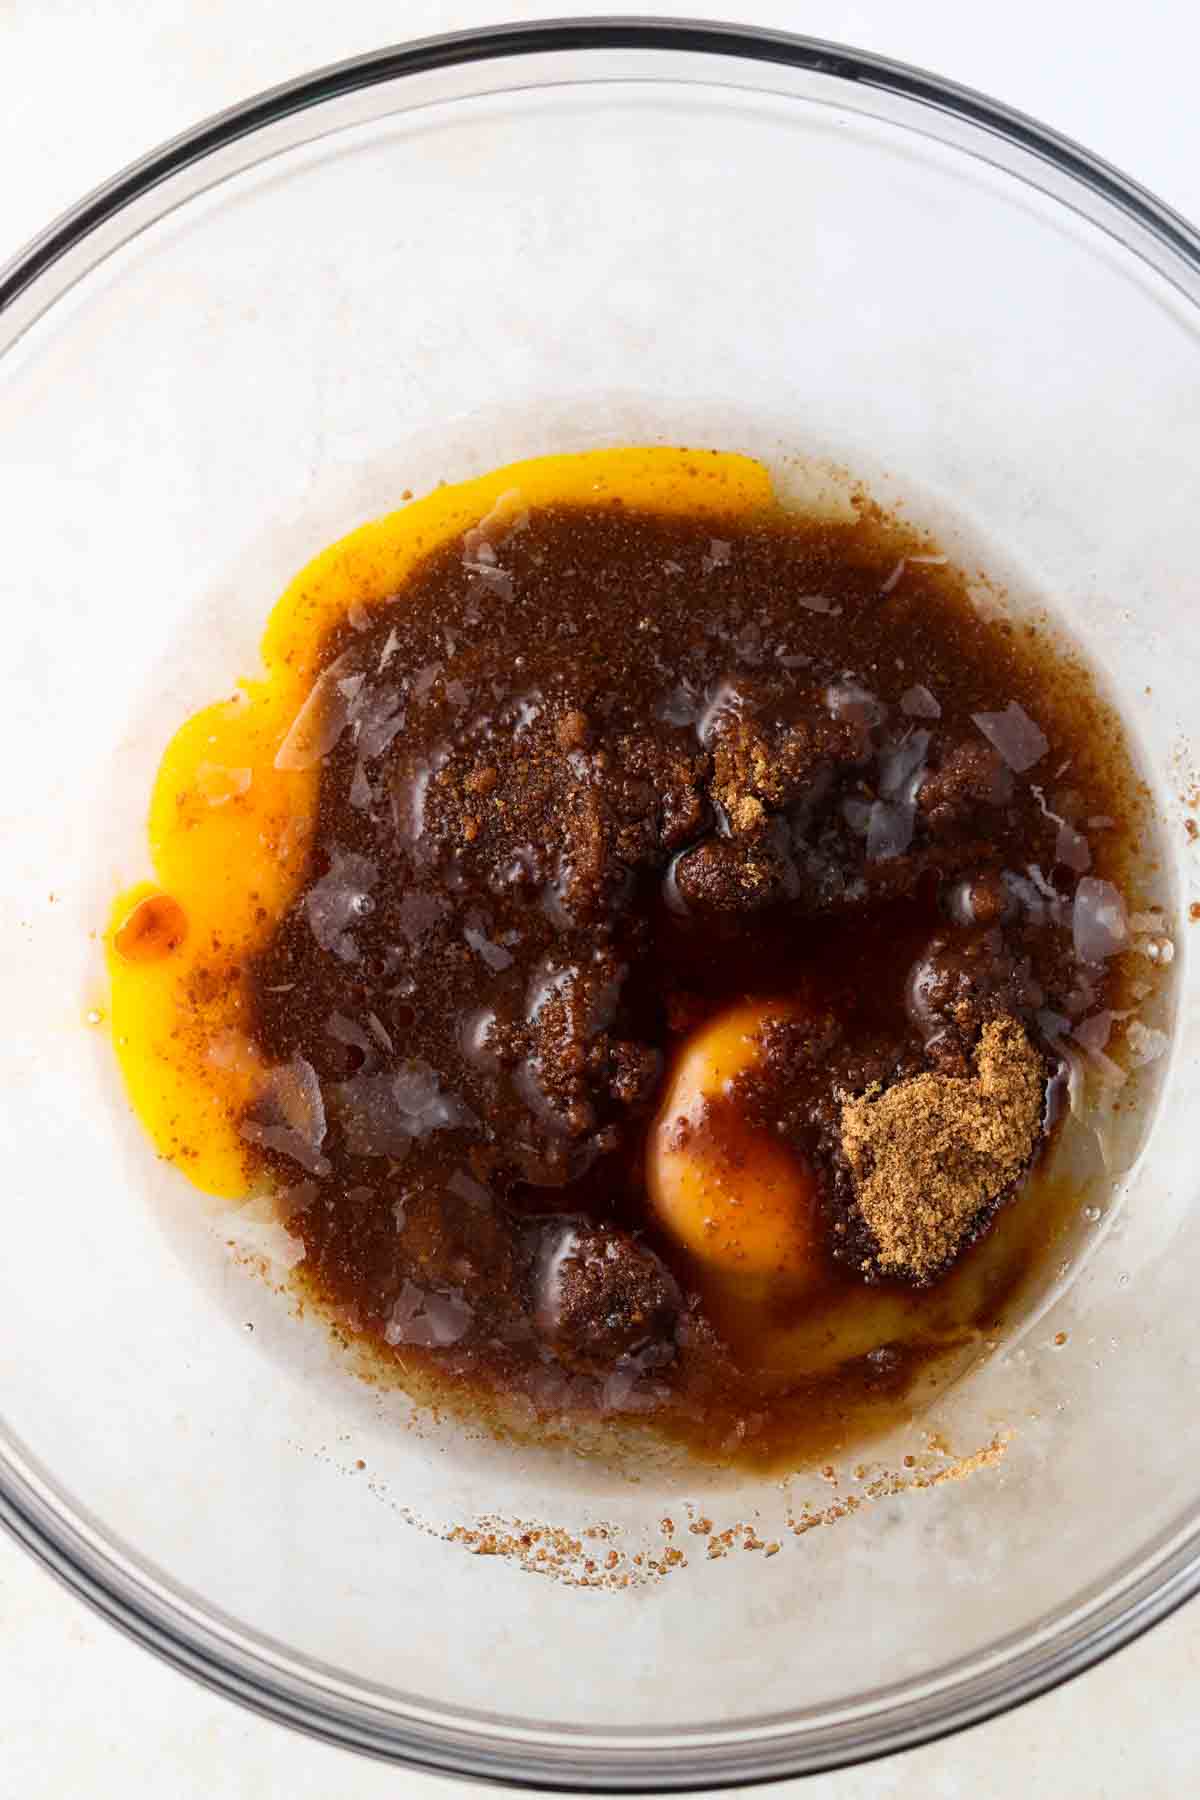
[4,0,1199,1792]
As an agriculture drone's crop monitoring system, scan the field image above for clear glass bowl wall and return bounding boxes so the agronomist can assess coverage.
[1,24,1198,1788]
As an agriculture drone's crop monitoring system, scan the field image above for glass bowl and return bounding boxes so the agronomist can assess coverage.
[2,19,1199,1788]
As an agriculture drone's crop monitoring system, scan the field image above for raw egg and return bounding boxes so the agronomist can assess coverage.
[647,1000,819,1279]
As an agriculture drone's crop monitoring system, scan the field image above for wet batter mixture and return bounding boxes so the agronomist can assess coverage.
[105,449,1170,1470]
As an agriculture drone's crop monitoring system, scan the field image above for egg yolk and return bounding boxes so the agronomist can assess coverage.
[647,1001,819,1280]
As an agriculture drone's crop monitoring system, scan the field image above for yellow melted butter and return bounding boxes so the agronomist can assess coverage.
[105,446,775,1198]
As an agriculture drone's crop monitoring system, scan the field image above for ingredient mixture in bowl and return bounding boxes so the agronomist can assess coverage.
[106,448,1169,1470]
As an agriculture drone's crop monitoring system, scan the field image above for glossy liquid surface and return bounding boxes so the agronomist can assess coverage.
[107,449,1159,1469]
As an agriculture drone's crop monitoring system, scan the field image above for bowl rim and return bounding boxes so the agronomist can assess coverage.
[3,16,1200,1788]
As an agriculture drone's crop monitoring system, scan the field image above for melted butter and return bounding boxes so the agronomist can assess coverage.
[105,447,775,1198]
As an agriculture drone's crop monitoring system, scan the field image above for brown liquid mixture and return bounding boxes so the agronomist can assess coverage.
[235,494,1149,1470]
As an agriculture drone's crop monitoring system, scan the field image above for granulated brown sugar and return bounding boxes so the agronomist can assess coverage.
[116,444,1165,1475]
[840,1018,1044,1280]
[786,1432,1012,1536]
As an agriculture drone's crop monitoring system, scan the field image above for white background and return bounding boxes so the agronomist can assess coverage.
[4,1,1199,1794]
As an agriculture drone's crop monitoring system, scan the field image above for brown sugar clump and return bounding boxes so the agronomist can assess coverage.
[840,1017,1044,1281]
[709,707,867,836]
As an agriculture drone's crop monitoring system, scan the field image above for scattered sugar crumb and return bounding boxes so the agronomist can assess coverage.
[786,1433,1011,1537]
